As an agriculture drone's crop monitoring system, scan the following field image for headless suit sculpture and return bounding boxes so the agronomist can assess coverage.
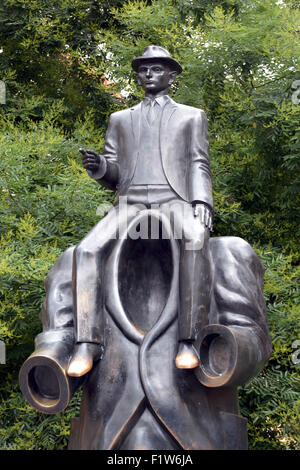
[19,46,272,450]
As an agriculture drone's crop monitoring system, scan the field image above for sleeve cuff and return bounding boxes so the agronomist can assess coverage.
[87,158,107,181]
[192,200,214,213]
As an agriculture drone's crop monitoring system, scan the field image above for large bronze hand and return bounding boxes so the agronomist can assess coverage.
[193,203,213,231]
[79,148,105,173]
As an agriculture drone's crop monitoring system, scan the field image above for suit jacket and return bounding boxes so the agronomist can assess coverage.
[91,97,213,210]
[32,235,271,450]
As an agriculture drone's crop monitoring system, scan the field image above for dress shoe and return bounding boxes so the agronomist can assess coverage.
[175,341,199,369]
[68,342,100,377]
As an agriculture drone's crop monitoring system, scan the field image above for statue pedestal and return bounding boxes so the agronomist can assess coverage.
[19,211,271,449]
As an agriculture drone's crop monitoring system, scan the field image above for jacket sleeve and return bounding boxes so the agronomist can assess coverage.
[88,113,120,191]
[19,247,84,414]
[188,110,213,211]
[195,237,272,388]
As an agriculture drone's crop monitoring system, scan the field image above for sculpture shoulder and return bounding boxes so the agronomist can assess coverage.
[107,108,130,125]
[175,102,207,119]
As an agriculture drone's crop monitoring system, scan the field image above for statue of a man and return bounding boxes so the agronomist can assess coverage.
[19,45,272,450]
[67,45,214,377]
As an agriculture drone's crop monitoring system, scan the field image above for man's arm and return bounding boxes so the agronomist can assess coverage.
[19,247,85,413]
[195,237,272,388]
[80,114,119,191]
[189,109,213,230]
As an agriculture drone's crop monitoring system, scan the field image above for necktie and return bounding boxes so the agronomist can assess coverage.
[146,100,157,125]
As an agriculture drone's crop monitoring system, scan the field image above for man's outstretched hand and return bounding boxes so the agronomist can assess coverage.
[79,148,105,173]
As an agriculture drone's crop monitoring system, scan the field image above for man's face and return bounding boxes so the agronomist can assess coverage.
[136,61,177,95]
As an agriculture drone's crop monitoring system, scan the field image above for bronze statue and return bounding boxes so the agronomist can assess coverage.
[68,45,213,376]
[19,46,272,450]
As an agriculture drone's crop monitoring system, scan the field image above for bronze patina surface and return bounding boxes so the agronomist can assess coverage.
[19,46,272,450]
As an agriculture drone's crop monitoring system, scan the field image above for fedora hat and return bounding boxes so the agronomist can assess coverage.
[132,45,182,74]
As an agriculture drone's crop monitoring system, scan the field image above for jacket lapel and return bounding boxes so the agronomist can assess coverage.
[130,102,142,147]
[160,97,178,161]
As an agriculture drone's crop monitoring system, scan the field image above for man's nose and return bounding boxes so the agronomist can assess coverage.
[146,68,152,78]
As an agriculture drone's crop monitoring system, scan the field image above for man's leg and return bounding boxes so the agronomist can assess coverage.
[68,203,140,376]
[161,201,212,369]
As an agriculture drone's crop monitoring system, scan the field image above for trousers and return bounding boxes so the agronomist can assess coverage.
[73,185,211,344]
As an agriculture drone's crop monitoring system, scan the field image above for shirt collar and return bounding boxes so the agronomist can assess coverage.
[143,94,171,107]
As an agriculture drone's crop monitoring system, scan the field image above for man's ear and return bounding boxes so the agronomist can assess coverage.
[168,71,177,86]
[136,73,141,86]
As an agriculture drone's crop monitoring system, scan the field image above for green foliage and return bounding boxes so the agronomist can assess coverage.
[239,247,300,450]
[0,376,82,450]
[240,365,300,450]
[0,0,128,129]
[0,0,299,451]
